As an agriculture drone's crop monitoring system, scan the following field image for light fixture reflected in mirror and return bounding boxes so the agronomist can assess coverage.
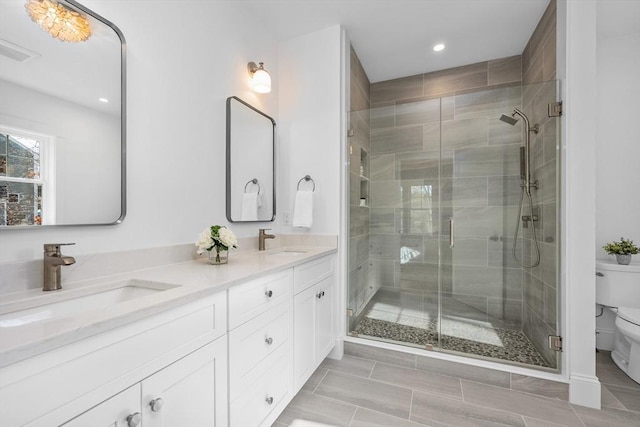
[25,0,92,43]
[247,61,271,94]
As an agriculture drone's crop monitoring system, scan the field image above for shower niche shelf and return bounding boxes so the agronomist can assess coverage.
[358,148,369,208]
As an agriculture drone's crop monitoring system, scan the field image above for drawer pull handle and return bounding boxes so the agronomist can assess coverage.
[596,272,604,277]
[266,396,274,405]
[126,412,142,427]
[265,290,273,298]
[265,337,273,345]
[149,397,164,412]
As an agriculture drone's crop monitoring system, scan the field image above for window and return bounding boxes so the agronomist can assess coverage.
[0,126,54,226]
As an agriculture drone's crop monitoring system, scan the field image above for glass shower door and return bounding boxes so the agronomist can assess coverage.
[438,81,560,369]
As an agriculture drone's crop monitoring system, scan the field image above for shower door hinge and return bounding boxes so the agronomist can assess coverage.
[347,129,354,137]
[548,335,563,352]
[346,309,354,317]
[548,101,563,117]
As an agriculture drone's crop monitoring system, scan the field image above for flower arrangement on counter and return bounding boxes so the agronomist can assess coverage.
[196,225,238,264]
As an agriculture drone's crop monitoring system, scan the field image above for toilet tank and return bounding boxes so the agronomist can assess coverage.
[596,259,640,308]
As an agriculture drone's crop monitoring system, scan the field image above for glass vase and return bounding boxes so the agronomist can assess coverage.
[208,247,228,265]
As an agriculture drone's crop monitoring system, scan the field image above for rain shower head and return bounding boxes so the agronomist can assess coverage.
[499,113,519,126]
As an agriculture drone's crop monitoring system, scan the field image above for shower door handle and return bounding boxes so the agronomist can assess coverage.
[449,218,455,248]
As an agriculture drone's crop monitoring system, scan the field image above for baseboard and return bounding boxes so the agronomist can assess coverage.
[569,374,601,409]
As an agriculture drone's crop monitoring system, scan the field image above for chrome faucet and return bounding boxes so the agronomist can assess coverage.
[43,243,76,291]
[258,229,276,251]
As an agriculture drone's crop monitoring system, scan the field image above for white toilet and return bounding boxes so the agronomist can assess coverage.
[596,259,640,383]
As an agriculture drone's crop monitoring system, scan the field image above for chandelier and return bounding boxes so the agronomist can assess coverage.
[25,0,92,43]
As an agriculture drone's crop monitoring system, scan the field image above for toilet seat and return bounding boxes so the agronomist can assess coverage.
[618,307,640,326]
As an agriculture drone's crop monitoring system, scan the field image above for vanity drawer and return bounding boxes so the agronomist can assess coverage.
[293,255,334,294]
[228,269,292,329]
[229,300,291,399]
[229,345,291,427]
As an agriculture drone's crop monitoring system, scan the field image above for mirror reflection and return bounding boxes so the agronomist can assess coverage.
[0,0,125,227]
[226,97,275,222]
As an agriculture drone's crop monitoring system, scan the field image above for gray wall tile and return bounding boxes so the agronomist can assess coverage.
[488,56,522,85]
[371,126,423,154]
[423,62,488,97]
[371,74,423,105]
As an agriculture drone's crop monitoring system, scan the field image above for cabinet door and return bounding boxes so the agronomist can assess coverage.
[315,276,334,362]
[61,384,140,427]
[142,338,228,427]
[293,284,317,392]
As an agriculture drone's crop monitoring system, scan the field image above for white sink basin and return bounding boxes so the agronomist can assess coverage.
[0,280,178,328]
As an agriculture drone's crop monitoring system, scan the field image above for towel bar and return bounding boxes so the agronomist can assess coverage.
[244,178,261,194]
[297,175,315,192]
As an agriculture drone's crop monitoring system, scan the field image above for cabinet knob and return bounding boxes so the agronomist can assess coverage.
[316,291,325,299]
[265,290,273,298]
[265,396,274,405]
[265,337,273,345]
[149,397,165,412]
[126,412,142,427]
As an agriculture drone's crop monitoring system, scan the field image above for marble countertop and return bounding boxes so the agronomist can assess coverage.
[0,245,336,368]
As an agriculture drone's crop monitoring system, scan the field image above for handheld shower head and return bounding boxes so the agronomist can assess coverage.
[499,113,519,126]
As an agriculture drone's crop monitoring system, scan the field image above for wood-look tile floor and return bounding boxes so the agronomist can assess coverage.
[273,346,640,427]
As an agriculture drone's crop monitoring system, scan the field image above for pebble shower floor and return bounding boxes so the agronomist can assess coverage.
[354,311,550,367]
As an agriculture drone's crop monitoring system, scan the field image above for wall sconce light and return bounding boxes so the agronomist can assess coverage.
[247,61,271,94]
[25,0,92,43]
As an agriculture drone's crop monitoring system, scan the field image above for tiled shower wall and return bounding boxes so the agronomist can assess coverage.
[521,0,559,367]
[368,57,526,331]
[348,46,373,325]
[349,0,559,368]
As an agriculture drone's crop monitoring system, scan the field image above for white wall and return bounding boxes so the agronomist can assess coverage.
[558,0,601,408]
[0,0,279,263]
[277,26,343,236]
[595,1,640,255]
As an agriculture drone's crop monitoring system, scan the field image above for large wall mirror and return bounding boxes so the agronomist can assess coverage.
[0,0,125,227]
[226,97,275,222]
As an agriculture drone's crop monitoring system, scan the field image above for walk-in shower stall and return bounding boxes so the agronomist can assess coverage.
[347,51,561,370]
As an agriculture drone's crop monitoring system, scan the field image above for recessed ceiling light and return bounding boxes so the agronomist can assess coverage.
[99,98,109,103]
[433,43,445,52]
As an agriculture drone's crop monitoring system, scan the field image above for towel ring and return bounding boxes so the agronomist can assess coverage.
[244,178,261,194]
[297,175,315,192]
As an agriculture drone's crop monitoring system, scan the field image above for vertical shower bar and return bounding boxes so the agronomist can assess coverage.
[449,217,454,248]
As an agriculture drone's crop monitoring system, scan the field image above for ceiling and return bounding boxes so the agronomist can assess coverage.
[241,0,551,83]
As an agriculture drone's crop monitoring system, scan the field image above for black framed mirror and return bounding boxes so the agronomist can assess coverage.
[0,0,125,227]
[226,96,275,222]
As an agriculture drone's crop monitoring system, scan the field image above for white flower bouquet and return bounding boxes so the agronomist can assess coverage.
[196,225,238,264]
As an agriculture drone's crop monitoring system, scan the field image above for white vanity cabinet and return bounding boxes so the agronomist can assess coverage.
[293,255,335,392]
[60,337,227,427]
[228,269,294,427]
[61,384,141,427]
[1,292,227,427]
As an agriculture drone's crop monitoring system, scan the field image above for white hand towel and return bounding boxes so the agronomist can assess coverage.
[292,190,314,228]
[241,193,258,221]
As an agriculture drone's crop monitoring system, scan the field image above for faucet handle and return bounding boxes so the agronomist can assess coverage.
[44,243,76,253]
